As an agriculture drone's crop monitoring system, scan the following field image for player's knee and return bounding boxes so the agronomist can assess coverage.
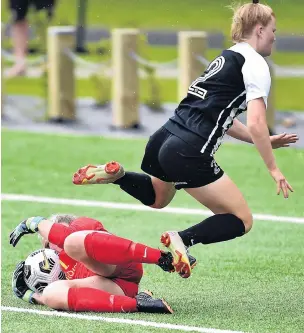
[42,285,58,309]
[42,282,67,310]
[149,192,174,209]
[240,211,253,233]
[64,232,87,261]
[150,201,168,209]
[149,180,175,209]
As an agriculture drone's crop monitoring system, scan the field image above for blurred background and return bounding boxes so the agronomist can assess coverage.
[1,0,304,139]
[2,3,304,333]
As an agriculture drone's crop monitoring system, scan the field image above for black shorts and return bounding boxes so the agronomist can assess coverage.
[141,127,224,189]
[9,0,55,22]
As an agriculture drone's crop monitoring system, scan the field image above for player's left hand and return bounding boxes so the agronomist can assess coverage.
[12,261,36,304]
[270,133,299,149]
[12,261,28,298]
[9,216,46,247]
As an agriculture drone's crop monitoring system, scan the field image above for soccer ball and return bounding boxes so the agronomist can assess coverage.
[24,249,65,293]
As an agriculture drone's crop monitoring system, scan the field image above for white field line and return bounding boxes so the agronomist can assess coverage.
[1,193,304,224]
[1,306,249,333]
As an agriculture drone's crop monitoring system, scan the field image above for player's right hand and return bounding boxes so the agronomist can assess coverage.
[269,168,293,198]
[9,216,46,247]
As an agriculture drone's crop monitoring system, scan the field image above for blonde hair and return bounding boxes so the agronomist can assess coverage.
[40,214,77,248]
[48,214,77,225]
[230,2,275,43]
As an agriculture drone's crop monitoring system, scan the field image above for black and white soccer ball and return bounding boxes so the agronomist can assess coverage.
[23,249,65,293]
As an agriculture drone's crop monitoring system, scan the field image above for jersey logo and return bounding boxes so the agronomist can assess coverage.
[174,181,188,186]
[211,160,221,175]
[64,262,78,280]
[188,56,226,100]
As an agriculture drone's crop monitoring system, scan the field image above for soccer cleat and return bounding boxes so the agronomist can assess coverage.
[157,251,175,273]
[72,162,125,185]
[157,251,197,274]
[188,253,197,270]
[136,290,173,314]
[160,231,192,278]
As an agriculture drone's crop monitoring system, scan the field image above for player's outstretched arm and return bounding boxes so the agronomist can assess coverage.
[227,119,253,143]
[9,217,47,247]
[10,215,76,250]
[247,98,293,198]
[227,119,299,148]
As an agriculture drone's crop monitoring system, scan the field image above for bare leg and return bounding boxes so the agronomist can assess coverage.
[63,230,118,277]
[40,276,125,310]
[39,277,172,314]
[8,20,28,77]
[160,174,252,276]
[150,177,176,209]
[185,174,253,232]
[170,173,253,251]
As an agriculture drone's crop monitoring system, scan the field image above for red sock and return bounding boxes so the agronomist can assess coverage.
[48,223,74,249]
[68,288,137,312]
[84,232,161,265]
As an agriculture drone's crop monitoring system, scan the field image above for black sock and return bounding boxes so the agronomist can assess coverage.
[178,214,246,247]
[114,172,156,206]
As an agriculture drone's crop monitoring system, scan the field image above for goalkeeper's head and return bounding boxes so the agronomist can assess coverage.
[40,214,77,250]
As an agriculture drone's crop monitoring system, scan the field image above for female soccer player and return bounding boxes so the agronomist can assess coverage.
[72,1,298,278]
[10,214,196,313]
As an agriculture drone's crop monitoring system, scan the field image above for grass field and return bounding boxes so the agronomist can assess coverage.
[1,129,304,333]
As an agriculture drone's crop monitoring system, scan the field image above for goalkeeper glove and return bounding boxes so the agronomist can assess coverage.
[12,261,36,304]
[10,216,46,247]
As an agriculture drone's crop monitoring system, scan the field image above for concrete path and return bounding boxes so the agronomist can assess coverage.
[2,95,304,148]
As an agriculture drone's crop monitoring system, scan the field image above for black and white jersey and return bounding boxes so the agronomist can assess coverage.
[164,42,271,156]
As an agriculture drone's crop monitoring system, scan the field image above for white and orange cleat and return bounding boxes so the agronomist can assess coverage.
[72,162,125,185]
[161,231,192,278]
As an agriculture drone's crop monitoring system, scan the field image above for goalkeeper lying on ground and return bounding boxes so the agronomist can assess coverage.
[10,214,196,313]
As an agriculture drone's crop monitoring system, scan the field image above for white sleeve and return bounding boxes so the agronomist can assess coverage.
[241,57,271,108]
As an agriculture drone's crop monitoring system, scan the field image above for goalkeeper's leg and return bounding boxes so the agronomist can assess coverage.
[41,278,172,313]
[63,231,175,276]
[41,277,136,312]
